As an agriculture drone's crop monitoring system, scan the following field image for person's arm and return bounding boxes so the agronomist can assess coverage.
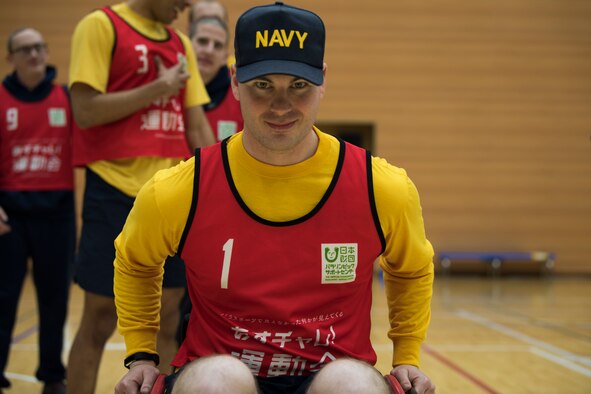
[71,58,189,129]
[184,105,215,152]
[382,257,433,367]
[114,160,194,393]
[113,177,169,357]
[372,157,435,392]
[114,159,196,357]
[113,174,175,394]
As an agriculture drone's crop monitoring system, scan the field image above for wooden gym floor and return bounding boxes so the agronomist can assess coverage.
[4,271,591,393]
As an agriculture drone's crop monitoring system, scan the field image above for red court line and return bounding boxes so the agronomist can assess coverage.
[12,324,38,344]
[423,344,499,394]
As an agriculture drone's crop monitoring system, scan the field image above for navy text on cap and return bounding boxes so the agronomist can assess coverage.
[234,2,325,85]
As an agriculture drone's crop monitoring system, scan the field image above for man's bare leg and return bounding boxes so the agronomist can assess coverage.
[66,292,117,394]
[171,355,258,394]
[306,358,390,394]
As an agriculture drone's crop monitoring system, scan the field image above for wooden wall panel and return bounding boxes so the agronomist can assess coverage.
[1,0,590,273]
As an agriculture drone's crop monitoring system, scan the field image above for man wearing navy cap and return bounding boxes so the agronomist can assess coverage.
[113,3,436,393]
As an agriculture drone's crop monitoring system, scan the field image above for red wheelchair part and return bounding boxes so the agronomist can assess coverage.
[385,374,418,394]
[151,373,167,394]
[386,373,405,394]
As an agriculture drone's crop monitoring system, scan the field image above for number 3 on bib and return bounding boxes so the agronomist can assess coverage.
[135,44,149,74]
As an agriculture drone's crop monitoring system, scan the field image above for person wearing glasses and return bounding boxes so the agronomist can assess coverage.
[0,27,74,394]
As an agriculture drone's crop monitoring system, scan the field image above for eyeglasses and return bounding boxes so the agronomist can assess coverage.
[10,43,47,55]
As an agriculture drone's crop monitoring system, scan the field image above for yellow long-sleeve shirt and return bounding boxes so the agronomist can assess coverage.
[114,130,434,368]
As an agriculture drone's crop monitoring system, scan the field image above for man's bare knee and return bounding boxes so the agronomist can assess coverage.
[172,355,258,394]
[307,358,389,394]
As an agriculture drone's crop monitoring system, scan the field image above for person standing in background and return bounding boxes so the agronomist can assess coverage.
[66,0,215,393]
[190,18,243,153]
[174,15,243,345]
[189,0,236,66]
[0,27,74,394]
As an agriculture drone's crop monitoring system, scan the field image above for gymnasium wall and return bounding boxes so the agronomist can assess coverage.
[1,0,590,273]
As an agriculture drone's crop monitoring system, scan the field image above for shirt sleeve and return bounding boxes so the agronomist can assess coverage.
[69,10,114,92]
[114,159,194,357]
[372,156,434,368]
[178,31,210,108]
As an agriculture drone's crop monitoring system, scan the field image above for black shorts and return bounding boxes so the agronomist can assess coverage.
[256,375,315,394]
[164,369,315,394]
[74,168,185,297]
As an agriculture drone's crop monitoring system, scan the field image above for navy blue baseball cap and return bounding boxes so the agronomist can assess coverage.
[234,2,325,85]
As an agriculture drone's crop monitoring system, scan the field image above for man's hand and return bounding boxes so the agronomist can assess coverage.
[390,365,436,394]
[0,206,11,235]
[114,361,160,394]
[154,56,190,99]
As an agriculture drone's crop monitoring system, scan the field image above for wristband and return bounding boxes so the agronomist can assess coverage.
[124,352,160,369]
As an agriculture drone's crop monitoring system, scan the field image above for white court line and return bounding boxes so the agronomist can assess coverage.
[5,371,38,384]
[530,347,591,378]
[105,342,126,350]
[9,343,37,350]
[457,309,591,375]
[7,343,126,385]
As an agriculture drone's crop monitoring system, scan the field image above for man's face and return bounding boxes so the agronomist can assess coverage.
[192,22,228,84]
[231,69,326,163]
[152,0,191,24]
[7,29,48,77]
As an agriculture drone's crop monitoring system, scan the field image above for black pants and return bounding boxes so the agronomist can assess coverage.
[0,210,74,386]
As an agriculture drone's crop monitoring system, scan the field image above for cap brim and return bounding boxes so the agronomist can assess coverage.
[236,60,323,85]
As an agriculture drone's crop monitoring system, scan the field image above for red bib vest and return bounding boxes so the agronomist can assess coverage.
[205,86,243,142]
[0,84,73,191]
[73,7,189,165]
[175,139,385,376]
